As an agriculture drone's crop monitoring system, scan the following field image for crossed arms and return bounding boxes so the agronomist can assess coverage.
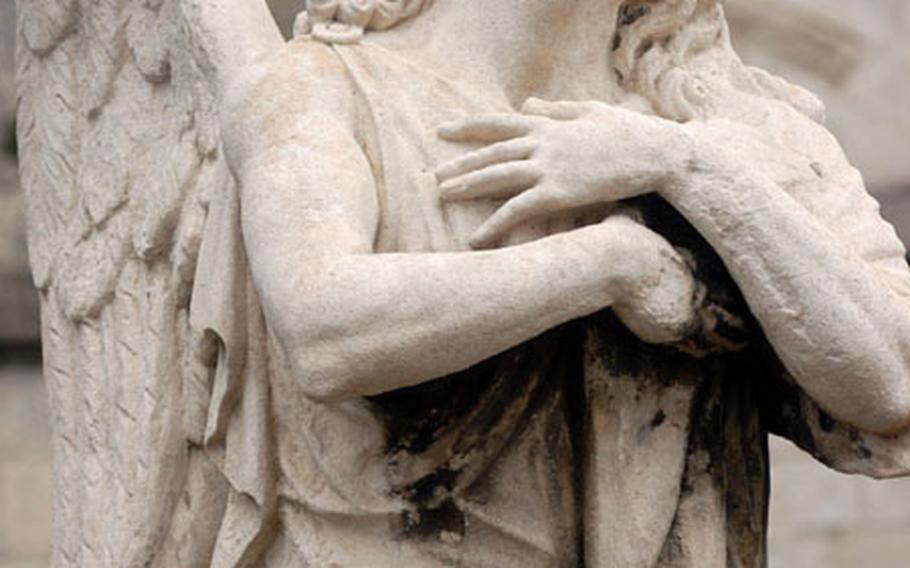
[223,48,910,435]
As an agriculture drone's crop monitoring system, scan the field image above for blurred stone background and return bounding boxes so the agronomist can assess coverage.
[1,1,909,566]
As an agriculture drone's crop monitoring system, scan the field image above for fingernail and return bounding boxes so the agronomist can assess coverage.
[434,164,455,182]
[438,119,466,136]
[438,180,460,198]
[437,122,457,138]
[469,232,493,249]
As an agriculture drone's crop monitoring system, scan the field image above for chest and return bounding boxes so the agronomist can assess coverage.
[341,47,606,253]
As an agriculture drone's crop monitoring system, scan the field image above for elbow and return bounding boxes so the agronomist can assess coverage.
[286,342,370,404]
[871,382,910,436]
[291,356,358,404]
[855,364,910,436]
[260,280,367,404]
[864,408,910,438]
[812,342,910,436]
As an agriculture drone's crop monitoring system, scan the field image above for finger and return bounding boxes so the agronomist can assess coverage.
[470,187,564,249]
[439,162,542,202]
[435,139,537,182]
[438,114,539,143]
[521,97,595,120]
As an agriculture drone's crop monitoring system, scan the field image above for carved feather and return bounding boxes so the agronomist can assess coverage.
[18,0,78,56]
[16,1,283,565]
[126,1,172,83]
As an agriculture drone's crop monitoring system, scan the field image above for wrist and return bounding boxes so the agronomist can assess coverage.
[651,121,697,201]
[656,120,746,204]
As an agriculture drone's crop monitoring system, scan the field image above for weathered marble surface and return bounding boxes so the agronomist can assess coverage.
[16,1,910,567]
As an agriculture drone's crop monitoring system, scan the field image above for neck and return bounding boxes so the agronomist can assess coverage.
[369,0,624,108]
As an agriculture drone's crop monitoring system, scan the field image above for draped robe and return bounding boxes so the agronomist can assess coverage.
[191,39,910,567]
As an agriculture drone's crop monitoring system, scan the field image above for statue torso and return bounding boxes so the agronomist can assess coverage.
[263,40,770,568]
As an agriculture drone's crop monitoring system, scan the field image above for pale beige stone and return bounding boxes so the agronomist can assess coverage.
[16,1,910,566]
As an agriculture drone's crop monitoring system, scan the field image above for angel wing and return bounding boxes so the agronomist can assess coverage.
[16,1,283,565]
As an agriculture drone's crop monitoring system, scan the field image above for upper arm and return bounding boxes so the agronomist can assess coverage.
[218,42,381,347]
[221,42,380,279]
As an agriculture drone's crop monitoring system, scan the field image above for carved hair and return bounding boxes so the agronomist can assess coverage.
[295,0,430,44]
[613,0,726,121]
[298,0,823,122]
[613,0,823,121]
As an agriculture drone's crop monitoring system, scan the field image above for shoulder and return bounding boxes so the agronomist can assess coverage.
[227,39,354,109]
[220,40,359,162]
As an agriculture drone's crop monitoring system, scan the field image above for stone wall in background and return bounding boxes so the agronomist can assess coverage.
[1,5,47,566]
[768,438,910,568]
[0,364,51,568]
[1,2,909,567]
[0,1,12,117]
[267,0,301,40]
[0,0,39,345]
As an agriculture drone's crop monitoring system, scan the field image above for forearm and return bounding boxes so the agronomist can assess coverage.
[663,146,910,433]
[257,223,629,402]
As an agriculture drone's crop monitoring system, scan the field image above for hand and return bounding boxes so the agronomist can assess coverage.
[436,98,689,249]
[596,214,698,344]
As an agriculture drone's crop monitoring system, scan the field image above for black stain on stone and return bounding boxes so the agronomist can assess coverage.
[372,326,577,542]
[847,429,874,460]
[628,194,756,354]
[403,468,460,505]
[396,469,466,539]
[651,409,667,428]
[619,3,652,26]
[818,409,835,433]
[399,498,466,539]
[369,356,500,455]
[753,343,821,458]
[613,3,653,53]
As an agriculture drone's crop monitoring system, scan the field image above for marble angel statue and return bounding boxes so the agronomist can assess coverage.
[16,0,910,566]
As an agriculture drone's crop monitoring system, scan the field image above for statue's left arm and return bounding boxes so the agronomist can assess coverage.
[437,98,910,437]
[662,113,910,437]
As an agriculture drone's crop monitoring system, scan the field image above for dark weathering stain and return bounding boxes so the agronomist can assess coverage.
[396,469,466,538]
[630,194,755,353]
[368,366,487,539]
[400,499,465,538]
[368,356,500,456]
[368,323,586,542]
[618,3,652,26]
[848,429,874,460]
[818,409,836,433]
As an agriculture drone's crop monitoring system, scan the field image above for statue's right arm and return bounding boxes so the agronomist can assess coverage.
[220,45,693,402]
